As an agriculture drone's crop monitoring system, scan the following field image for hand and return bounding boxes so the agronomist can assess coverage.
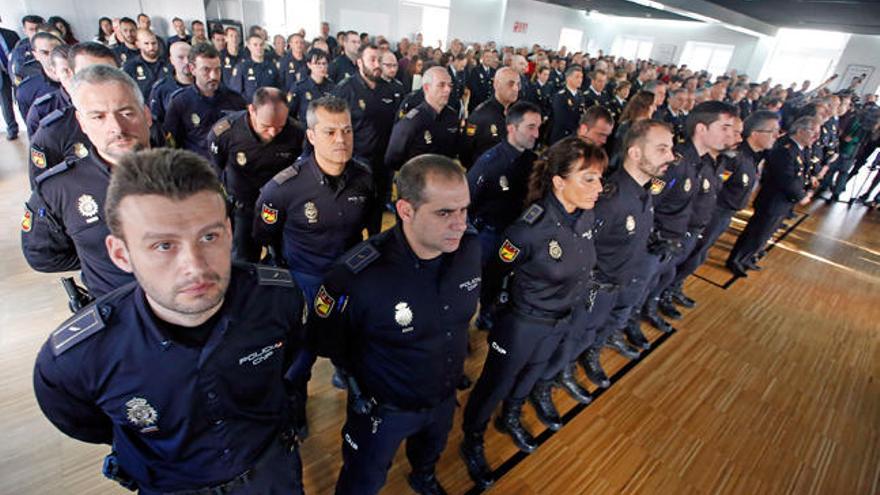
[799,191,814,205]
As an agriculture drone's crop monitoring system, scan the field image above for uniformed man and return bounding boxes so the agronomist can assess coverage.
[332,43,402,235]
[461,67,520,167]
[228,34,282,102]
[288,48,334,124]
[466,50,495,113]
[279,33,309,90]
[379,51,406,97]
[328,30,359,82]
[164,43,247,158]
[191,20,208,46]
[15,32,62,121]
[112,18,140,65]
[8,15,43,87]
[740,84,760,120]
[24,43,69,138]
[447,53,467,114]
[727,116,819,276]
[122,29,171,98]
[385,66,460,171]
[548,65,585,144]
[27,42,118,187]
[664,87,690,145]
[526,66,553,120]
[207,87,304,261]
[310,154,479,495]
[0,19,21,140]
[21,65,152,297]
[583,69,608,110]
[166,17,190,46]
[607,80,630,124]
[576,105,615,148]
[33,148,306,494]
[547,57,566,92]
[220,26,242,86]
[148,41,192,125]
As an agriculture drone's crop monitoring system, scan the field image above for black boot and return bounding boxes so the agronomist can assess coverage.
[642,297,674,333]
[658,291,683,320]
[407,470,447,495]
[529,380,563,431]
[494,400,538,453]
[557,365,592,404]
[580,347,610,388]
[605,330,641,359]
[623,319,650,351]
[459,431,494,490]
[670,284,696,308]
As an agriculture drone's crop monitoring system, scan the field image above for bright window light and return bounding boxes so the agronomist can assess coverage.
[611,35,653,60]
[680,41,734,77]
[263,0,321,39]
[559,28,584,52]
[759,28,850,87]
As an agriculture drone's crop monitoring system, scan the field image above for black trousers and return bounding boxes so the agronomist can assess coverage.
[231,205,261,263]
[0,72,17,137]
[727,206,787,266]
[674,207,736,287]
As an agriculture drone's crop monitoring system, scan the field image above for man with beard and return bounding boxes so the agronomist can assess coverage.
[21,65,152,298]
[279,33,309,89]
[148,41,192,125]
[33,148,306,494]
[112,17,139,65]
[329,31,360,82]
[123,29,171,99]
[229,34,282,102]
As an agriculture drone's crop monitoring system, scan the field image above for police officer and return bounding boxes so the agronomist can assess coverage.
[228,34,282,102]
[583,69,609,110]
[461,138,602,489]
[547,57,566,92]
[447,53,467,114]
[526,66,553,121]
[332,43,402,235]
[221,26,243,86]
[122,29,171,98]
[279,33,309,90]
[207,87,304,261]
[576,105,615,148]
[385,66,460,171]
[576,120,674,391]
[164,43,247,159]
[466,50,495,112]
[461,67,520,167]
[328,30,360,82]
[9,15,43,87]
[28,42,118,187]
[727,116,819,276]
[112,18,140,65]
[549,65,585,144]
[664,88,690,145]
[21,65,152,297]
[16,32,62,121]
[148,41,192,125]
[289,48,335,124]
[310,155,479,495]
[166,17,190,45]
[24,43,69,138]
[33,148,306,494]
[607,80,631,124]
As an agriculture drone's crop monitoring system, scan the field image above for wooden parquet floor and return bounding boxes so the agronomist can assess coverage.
[1,133,878,494]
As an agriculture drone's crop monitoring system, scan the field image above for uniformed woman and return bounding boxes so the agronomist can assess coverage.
[460,137,605,489]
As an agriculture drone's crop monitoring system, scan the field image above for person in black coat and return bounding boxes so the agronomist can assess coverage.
[0,21,21,139]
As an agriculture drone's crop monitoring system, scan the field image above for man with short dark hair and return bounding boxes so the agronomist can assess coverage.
[280,33,308,88]
[33,147,306,495]
[549,65,585,144]
[167,17,189,45]
[15,32,62,121]
[577,105,614,147]
[310,154,479,495]
[112,18,140,65]
[584,69,608,109]
[221,26,242,85]
[123,29,171,98]
[24,43,69,137]
[191,20,207,45]
[8,14,44,87]
[466,50,495,112]
[229,34,282,101]
[288,48,335,123]
[328,30,360,82]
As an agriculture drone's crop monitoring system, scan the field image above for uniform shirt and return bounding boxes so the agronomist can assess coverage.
[467,140,535,230]
[754,136,808,216]
[112,43,140,65]
[278,52,309,90]
[466,64,495,112]
[228,58,282,102]
[607,95,626,125]
[163,84,247,159]
[384,101,460,171]
[549,88,584,144]
[288,76,335,124]
[739,99,756,120]
[583,86,607,110]
[688,150,723,232]
[207,110,305,207]
[332,74,401,164]
[253,156,374,276]
[492,194,596,317]
[9,38,34,85]
[310,223,481,410]
[548,69,565,93]
[220,49,242,87]
[166,33,190,45]
[651,141,700,240]
[21,147,135,297]
[395,89,424,121]
[33,263,305,492]
[16,71,60,121]
[447,66,466,113]
[122,55,171,98]
[328,55,357,83]
[663,109,688,146]
[25,87,69,138]
[717,141,761,211]
[526,81,553,118]
[28,107,91,187]
[593,167,653,285]
[461,97,506,167]
[148,75,191,124]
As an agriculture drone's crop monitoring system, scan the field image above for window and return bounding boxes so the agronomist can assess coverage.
[610,35,653,61]
[680,41,734,78]
[759,28,850,88]
[558,28,583,53]
[263,0,321,39]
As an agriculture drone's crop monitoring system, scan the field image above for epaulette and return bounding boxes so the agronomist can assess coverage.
[343,242,380,274]
[273,164,300,185]
[211,118,231,138]
[49,304,106,357]
[405,108,419,119]
[557,89,566,94]
[34,159,73,187]
[33,92,54,107]
[350,157,371,173]
[521,203,544,224]
[256,265,296,287]
[465,222,478,235]
[168,86,189,101]
[39,108,65,128]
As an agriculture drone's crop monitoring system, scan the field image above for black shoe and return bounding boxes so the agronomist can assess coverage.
[642,299,674,333]
[580,348,610,388]
[557,366,592,404]
[460,433,494,490]
[407,471,447,495]
[658,293,683,320]
[529,380,563,431]
[331,370,347,390]
[670,288,696,308]
[605,331,641,359]
[494,400,537,453]
[726,261,748,278]
[743,259,763,271]
[756,249,768,259]
[623,320,650,351]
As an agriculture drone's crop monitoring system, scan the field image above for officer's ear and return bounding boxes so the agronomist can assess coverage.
[106,234,134,274]
[396,198,415,223]
[142,104,152,130]
[627,143,642,163]
[306,127,316,146]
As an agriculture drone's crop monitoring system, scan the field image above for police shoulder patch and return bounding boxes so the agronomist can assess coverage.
[344,242,380,274]
[39,109,65,128]
[33,93,54,106]
[273,164,300,185]
[256,265,295,287]
[211,118,231,137]
[33,159,73,187]
[49,305,106,356]
[521,204,545,224]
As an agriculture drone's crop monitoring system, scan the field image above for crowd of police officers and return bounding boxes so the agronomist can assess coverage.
[6,10,880,495]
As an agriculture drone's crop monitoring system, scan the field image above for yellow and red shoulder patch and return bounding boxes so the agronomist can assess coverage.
[649,178,666,195]
[314,285,335,318]
[30,148,46,169]
[720,170,733,182]
[465,124,477,137]
[21,207,33,232]
[498,239,520,263]
[261,203,278,224]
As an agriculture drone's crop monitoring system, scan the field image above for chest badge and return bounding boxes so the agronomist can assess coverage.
[77,194,99,221]
[489,124,498,137]
[305,91,312,101]
[567,98,573,107]
[424,130,432,145]
[742,173,749,186]
[73,142,89,159]
[125,397,159,432]
[136,65,145,80]
[236,151,247,166]
[191,113,201,126]
[395,302,414,330]
[702,178,710,192]
[304,201,318,223]
[499,175,509,191]
[683,178,692,192]
[224,56,231,68]
[626,215,636,233]
[358,99,366,111]
[548,239,563,260]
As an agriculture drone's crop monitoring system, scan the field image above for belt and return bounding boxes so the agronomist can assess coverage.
[166,438,285,495]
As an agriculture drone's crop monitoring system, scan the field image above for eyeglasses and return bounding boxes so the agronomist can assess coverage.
[382,63,398,67]
[754,129,779,134]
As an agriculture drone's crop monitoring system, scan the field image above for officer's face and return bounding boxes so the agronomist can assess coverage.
[307,108,354,168]
[509,112,541,150]
[212,33,226,52]
[137,33,160,60]
[193,23,206,40]
[670,92,686,111]
[273,36,285,54]
[729,119,744,148]
[397,174,469,257]
[137,16,151,30]
[289,35,305,54]
[566,71,583,91]
[227,30,240,47]
[191,56,222,94]
[173,19,185,35]
[169,44,192,76]
[24,21,39,39]
[345,34,361,58]
[592,73,607,92]
[699,114,736,153]
[632,127,675,178]
[120,23,137,44]
[380,53,398,79]
[248,102,289,143]
[537,69,549,84]
[247,37,265,61]
[33,39,60,71]
[578,119,613,147]
[424,69,452,108]
[308,57,328,79]
[74,82,152,164]
[358,47,381,83]
[106,191,232,323]
[494,70,520,106]
[553,161,603,211]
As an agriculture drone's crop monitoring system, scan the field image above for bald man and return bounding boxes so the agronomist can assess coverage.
[461,66,520,167]
[148,41,193,124]
[123,29,171,97]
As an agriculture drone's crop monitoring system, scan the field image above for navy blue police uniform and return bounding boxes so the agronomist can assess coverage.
[220,49,242,87]
[122,55,171,98]
[461,97,506,168]
[9,38,36,86]
[24,87,69,138]
[228,58,282,102]
[279,52,309,90]
[288,76,335,124]
[448,66,466,113]
[466,64,494,112]
[112,43,140,66]
[549,87,584,144]
[395,89,424,121]
[384,101,460,171]
[328,54,358,83]
[163,84,247,158]
[15,71,60,121]
[148,74,190,124]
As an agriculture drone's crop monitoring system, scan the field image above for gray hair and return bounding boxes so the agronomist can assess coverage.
[305,95,350,129]
[70,64,144,108]
[789,116,818,135]
[421,66,448,86]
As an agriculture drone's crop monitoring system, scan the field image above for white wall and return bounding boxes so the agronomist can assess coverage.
[447,0,506,45]
[832,34,880,96]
